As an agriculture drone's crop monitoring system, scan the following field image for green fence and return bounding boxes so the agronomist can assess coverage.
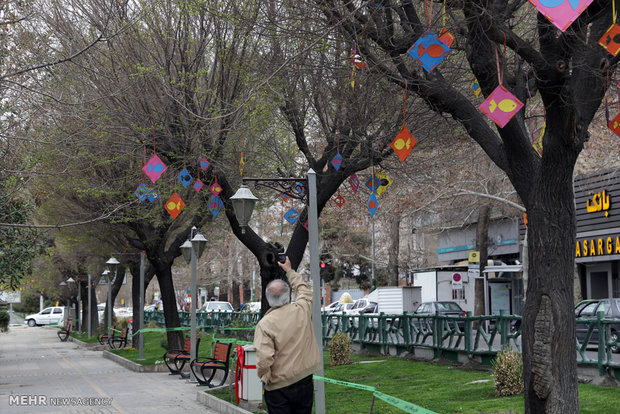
[144,309,619,372]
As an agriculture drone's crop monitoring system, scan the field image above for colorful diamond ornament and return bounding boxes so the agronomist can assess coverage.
[165,192,185,219]
[209,195,224,218]
[193,178,204,193]
[209,181,223,196]
[478,85,524,128]
[368,192,378,218]
[178,168,192,187]
[391,124,417,162]
[199,156,210,170]
[528,0,594,32]
[334,194,345,207]
[135,184,159,202]
[599,23,620,56]
[407,31,451,73]
[331,153,343,171]
[284,208,300,224]
[609,113,620,137]
[143,154,167,183]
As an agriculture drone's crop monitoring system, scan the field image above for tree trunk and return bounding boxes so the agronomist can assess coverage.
[129,260,156,347]
[155,265,184,350]
[474,205,490,318]
[387,214,401,286]
[522,149,578,413]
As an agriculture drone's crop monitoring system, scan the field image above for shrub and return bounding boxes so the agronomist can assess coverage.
[147,320,158,329]
[492,348,523,396]
[329,333,351,366]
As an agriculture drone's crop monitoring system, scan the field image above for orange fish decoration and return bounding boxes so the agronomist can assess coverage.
[609,113,620,137]
[391,124,417,162]
[164,192,186,219]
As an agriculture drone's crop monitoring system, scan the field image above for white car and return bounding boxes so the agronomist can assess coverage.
[241,302,261,313]
[200,301,234,313]
[25,307,65,327]
[321,302,341,313]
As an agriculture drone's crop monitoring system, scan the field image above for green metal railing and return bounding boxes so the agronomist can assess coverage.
[143,309,619,371]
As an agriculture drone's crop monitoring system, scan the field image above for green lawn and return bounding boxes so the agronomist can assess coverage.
[208,352,620,414]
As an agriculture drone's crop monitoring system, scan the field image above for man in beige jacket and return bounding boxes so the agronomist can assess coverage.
[253,256,322,413]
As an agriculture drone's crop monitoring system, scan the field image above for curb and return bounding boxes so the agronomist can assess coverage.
[197,386,257,414]
[102,350,170,372]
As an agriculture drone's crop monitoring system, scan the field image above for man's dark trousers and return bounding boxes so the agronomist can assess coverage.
[264,375,314,414]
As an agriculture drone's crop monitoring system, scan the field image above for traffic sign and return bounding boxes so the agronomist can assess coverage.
[468,251,480,263]
[451,273,463,288]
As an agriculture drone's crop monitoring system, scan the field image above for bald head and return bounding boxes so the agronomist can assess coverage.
[265,279,291,308]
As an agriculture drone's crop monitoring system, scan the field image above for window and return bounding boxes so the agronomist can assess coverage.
[53,308,63,314]
[451,289,465,300]
[41,309,51,315]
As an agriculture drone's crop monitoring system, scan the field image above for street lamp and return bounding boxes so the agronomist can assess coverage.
[180,227,207,382]
[231,169,325,414]
[104,256,120,335]
[66,277,79,332]
[230,185,258,233]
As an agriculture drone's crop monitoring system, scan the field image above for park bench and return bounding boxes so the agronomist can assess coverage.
[163,336,201,377]
[98,325,116,345]
[190,341,232,387]
[57,318,72,342]
[109,327,128,349]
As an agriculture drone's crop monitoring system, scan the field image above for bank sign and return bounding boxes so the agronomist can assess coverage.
[574,170,620,260]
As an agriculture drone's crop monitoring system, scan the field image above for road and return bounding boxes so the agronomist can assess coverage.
[0,325,222,413]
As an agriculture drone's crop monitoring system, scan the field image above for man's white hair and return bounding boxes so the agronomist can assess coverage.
[265,279,291,308]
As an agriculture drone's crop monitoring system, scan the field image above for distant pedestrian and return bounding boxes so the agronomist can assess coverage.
[253,256,321,414]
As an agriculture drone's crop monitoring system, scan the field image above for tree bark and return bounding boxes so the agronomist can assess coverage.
[474,205,490,318]
[522,148,579,413]
[387,214,401,286]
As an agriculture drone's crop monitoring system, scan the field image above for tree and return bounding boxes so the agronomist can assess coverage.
[309,1,619,412]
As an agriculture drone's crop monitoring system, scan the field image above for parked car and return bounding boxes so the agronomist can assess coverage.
[349,298,378,315]
[413,301,467,330]
[200,301,234,313]
[25,306,65,327]
[241,302,261,313]
[332,302,355,315]
[575,298,620,353]
[321,302,341,313]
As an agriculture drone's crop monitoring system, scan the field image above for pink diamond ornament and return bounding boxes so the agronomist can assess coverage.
[193,178,204,193]
[143,154,167,183]
[528,0,594,32]
[478,85,524,128]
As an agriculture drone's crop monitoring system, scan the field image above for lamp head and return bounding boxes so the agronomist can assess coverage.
[230,184,258,233]
[191,232,208,258]
[180,240,192,264]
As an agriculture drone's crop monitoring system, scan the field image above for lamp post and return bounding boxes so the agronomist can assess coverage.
[88,274,92,339]
[230,169,325,414]
[66,277,77,331]
[180,226,207,382]
[104,256,120,335]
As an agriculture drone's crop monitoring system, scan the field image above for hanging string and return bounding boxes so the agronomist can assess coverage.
[424,0,433,28]
[403,80,408,123]
[152,129,156,155]
[443,0,446,29]
[239,135,245,177]
[613,0,617,25]
[494,31,507,86]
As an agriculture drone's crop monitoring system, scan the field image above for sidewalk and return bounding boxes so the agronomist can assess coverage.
[0,325,224,413]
